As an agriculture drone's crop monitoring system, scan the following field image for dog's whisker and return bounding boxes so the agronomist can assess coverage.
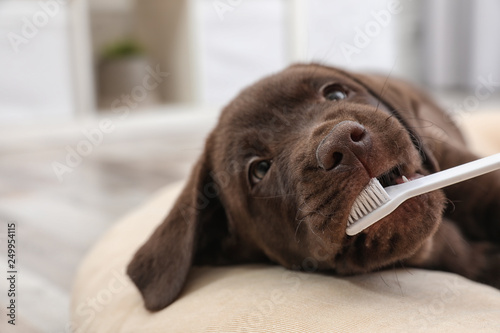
[444,198,456,213]
[379,272,390,288]
[373,67,394,115]
[393,267,404,296]
[294,217,306,242]
[302,187,328,202]
[253,193,297,199]
[296,206,318,220]
[306,222,321,239]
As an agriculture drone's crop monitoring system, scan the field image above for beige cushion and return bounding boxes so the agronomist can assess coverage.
[461,111,500,156]
[71,113,500,332]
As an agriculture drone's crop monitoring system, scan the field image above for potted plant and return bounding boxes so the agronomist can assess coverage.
[98,39,160,110]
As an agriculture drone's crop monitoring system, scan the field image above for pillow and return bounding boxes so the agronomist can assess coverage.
[461,111,500,156]
[71,113,500,332]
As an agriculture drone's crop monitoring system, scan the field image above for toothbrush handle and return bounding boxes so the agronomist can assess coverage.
[388,153,500,198]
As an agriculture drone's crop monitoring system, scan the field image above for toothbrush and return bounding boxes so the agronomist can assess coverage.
[346,153,500,236]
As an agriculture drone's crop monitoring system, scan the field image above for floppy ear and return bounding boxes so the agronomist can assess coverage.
[126,140,230,311]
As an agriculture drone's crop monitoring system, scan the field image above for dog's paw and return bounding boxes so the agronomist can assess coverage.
[477,243,500,289]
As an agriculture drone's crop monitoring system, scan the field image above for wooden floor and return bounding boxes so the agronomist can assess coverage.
[0,114,214,332]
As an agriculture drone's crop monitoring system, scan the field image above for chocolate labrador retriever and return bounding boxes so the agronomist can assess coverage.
[128,63,500,311]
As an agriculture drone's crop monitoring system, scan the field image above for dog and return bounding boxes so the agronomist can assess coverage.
[127,63,500,311]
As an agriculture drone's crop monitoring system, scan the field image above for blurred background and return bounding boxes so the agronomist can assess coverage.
[1,0,500,331]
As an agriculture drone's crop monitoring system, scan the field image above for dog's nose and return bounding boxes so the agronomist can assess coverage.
[316,121,372,171]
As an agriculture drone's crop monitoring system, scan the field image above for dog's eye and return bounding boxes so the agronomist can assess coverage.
[323,84,347,101]
[250,160,271,183]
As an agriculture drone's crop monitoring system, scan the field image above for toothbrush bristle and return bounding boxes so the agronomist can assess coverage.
[347,178,390,226]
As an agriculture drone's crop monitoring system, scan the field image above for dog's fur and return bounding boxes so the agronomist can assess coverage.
[127,64,500,311]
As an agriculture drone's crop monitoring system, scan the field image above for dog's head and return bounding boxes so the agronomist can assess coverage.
[127,64,449,311]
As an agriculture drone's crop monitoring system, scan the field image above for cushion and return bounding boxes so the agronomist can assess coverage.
[71,113,500,332]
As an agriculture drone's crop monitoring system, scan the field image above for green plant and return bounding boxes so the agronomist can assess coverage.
[102,40,144,60]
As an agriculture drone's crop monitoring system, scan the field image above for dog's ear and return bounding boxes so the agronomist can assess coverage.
[127,137,230,311]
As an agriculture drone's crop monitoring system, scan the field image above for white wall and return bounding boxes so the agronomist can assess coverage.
[0,0,420,124]
[307,0,398,71]
[0,1,75,124]
[199,0,288,105]
[199,0,418,106]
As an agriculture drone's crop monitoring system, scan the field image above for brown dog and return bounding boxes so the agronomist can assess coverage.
[127,63,500,311]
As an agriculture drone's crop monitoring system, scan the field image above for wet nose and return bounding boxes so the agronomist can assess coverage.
[316,121,372,171]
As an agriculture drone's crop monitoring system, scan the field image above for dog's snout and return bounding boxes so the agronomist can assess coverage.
[316,121,372,171]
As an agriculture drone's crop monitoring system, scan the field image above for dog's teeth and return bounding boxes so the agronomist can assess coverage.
[402,175,409,183]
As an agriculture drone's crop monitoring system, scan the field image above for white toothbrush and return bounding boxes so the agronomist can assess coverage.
[346,153,500,236]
